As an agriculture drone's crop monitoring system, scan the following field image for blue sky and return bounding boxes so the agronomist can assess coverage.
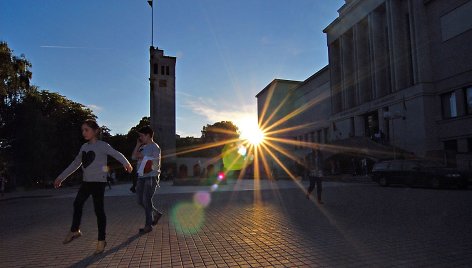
[1,0,343,137]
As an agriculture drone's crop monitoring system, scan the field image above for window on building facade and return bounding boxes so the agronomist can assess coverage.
[166,66,170,75]
[310,132,315,143]
[465,87,472,114]
[153,64,158,75]
[441,92,457,118]
[161,66,165,75]
[304,134,308,145]
[324,128,329,143]
[317,130,322,143]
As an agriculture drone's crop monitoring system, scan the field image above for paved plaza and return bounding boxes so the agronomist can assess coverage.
[1,179,471,267]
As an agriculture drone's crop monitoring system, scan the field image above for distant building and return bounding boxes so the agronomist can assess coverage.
[149,46,176,165]
[256,79,302,178]
[257,0,472,173]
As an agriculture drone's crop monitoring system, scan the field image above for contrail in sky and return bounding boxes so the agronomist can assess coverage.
[40,45,109,50]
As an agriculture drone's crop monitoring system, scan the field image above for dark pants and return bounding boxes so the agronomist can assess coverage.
[71,182,107,241]
[136,177,159,227]
[307,176,322,200]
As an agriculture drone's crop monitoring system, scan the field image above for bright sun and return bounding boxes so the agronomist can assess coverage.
[238,118,265,146]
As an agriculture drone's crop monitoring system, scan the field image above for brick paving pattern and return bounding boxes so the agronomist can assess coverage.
[1,182,472,267]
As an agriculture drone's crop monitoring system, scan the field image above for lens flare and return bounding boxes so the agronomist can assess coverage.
[238,118,265,146]
[170,202,205,235]
[193,191,211,207]
[237,144,247,156]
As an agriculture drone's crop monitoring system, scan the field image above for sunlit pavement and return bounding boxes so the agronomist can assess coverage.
[1,180,471,267]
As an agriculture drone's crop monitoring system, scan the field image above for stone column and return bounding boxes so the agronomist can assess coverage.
[355,18,372,103]
[369,4,391,99]
[341,30,356,109]
[387,0,414,91]
[408,0,432,84]
[328,40,343,114]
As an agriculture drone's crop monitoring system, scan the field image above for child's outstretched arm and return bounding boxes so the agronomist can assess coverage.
[104,143,133,173]
[54,151,82,188]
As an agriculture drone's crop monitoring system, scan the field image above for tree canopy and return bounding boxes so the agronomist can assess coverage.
[0,42,96,187]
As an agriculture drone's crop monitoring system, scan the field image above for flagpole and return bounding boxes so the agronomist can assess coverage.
[151,2,154,47]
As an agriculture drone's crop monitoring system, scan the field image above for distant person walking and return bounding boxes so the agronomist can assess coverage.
[106,171,113,190]
[54,119,133,255]
[132,126,163,234]
[361,158,368,176]
[306,148,324,204]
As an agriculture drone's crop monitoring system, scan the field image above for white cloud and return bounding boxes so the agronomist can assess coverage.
[185,98,257,128]
[86,104,103,113]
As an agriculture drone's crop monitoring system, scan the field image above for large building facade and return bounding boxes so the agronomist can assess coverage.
[325,0,472,169]
[256,0,472,174]
[150,46,176,163]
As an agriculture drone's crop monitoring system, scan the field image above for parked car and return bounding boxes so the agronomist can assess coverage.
[371,159,468,189]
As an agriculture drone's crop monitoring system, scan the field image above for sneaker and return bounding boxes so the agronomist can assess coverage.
[94,240,107,255]
[151,210,163,226]
[129,186,136,193]
[63,230,82,244]
[139,225,152,234]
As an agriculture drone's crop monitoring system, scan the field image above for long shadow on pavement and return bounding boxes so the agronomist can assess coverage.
[68,234,140,268]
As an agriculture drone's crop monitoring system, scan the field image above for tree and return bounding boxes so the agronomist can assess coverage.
[11,90,95,187]
[198,121,239,157]
[201,121,239,143]
[0,42,32,106]
[0,42,33,186]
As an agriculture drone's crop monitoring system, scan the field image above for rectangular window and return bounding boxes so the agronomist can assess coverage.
[166,66,170,75]
[161,66,165,75]
[153,64,158,75]
[310,132,315,143]
[441,92,457,118]
[465,87,472,114]
[324,128,329,143]
[317,130,322,143]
